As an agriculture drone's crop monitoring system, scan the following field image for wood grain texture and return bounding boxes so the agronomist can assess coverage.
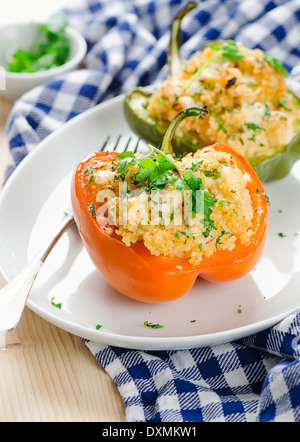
[0,99,125,422]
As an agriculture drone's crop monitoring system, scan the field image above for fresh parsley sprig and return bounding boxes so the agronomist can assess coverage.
[116,147,175,190]
[116,143,216,224]
[263,52,288,76]
[241,48,287,76]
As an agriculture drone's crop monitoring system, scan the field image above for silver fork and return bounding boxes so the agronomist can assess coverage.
[0,135,142,332]
[99,134,145,153]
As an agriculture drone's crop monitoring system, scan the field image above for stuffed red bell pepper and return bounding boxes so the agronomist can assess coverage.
[71,107,268,303]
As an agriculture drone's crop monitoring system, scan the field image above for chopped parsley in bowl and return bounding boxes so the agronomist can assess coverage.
[7,16,71,74]
[0,15,87,101]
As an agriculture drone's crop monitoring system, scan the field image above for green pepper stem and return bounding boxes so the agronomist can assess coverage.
[168,2,197,78]
[159,106,209,155]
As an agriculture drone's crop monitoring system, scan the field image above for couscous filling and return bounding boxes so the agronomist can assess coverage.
[147,41,299,159]
[85,145,255,266]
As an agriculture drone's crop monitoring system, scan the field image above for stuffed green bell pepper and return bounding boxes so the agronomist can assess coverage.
[124,2,300,182]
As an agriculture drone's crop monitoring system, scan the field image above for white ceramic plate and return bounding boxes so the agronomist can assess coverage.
[1,94,300,350]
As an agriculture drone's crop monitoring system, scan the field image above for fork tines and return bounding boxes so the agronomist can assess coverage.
[99,134,142,154]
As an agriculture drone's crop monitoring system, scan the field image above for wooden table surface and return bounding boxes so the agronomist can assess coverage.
[0,1,125,422]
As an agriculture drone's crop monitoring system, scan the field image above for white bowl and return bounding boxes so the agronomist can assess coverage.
[0,22,87,101]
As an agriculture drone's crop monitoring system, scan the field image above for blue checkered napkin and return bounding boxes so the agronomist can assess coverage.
[85,312,300,422]
[4,0,300,422]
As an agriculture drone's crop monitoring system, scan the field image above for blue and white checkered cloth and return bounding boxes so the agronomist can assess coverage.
[4,0,300,422]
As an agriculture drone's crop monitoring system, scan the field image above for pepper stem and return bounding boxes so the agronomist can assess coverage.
[168,2,197,78]
[159,106,209,155]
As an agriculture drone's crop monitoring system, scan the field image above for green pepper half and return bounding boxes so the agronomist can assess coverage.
[124,86,208,154]
[124,2,300,181]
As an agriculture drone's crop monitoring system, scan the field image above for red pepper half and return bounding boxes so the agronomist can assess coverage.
[71,109,268,303]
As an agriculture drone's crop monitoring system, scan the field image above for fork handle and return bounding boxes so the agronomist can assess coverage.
[0,212,74,332]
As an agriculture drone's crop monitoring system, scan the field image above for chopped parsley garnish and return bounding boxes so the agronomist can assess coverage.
[245,122,266,142]
[247,134,256,142]
[221,40,245,62]
[215,227,233,250]
[83,165,103,184]
[174,229,200,240]
[256,188,270,205]
[278,232,286,237]
[203,169,222,179]
[83,166,97,175]
[217,121,228,134]
[156,96,165,104]
[184,40,287,90]
[247,82,258,88]
[51,297,62,309]
[277,97,291,112]
[87,203,96,217]
[245,123,266,132]
[208,40,245,62]
[96,324,103,330]
[218,199,231,208]
[264,103,271,119]
[143,321,164,329]
[262,52,288,76]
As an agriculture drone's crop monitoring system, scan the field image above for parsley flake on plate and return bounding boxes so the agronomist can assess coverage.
[51,297,62,309]
[143,321,165,329]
